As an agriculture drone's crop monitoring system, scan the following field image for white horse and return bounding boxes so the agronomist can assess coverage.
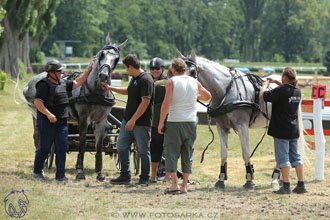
[179,50,307,190]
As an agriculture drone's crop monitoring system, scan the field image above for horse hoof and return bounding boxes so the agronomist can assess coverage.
[76,173,86,180]
[243,181,255,191]
[271,180,280,189]
[96,173,106,182]
[215,180,225,190]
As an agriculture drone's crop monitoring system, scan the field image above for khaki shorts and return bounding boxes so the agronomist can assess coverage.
[163,122,196,173]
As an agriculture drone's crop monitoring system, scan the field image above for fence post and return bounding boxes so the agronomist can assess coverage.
[314,99,325,180]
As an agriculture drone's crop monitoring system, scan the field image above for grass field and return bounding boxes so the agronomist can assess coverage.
[1,75,330,220]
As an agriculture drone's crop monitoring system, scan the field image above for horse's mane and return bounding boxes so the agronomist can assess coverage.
[196,56,229,73]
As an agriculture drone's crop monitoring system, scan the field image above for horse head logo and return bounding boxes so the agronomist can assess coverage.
[4,190,29,218]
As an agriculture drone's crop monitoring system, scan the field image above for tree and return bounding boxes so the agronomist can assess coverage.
[0,0,59,77]
[260,0,325,62]
[0,0,6,39]
[239,0,265,61]
[323,50,330,73]
[42,0,108,58]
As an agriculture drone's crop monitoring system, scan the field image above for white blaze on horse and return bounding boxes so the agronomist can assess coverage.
[178,50,308,190]
[23,34,127,181]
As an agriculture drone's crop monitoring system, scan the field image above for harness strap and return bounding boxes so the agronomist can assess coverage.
[200,114,214,163]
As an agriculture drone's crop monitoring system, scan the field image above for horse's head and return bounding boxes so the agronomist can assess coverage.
[92,33,127,88]
[177,49,199,79]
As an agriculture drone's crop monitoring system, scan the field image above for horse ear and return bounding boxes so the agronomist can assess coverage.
[105,33,111,45]
[118,39,128,51]
[190,49,196,62]
[177,49,185,59]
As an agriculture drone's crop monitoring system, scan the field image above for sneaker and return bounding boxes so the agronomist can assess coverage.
[110,175,131,185]
[138,178,149,185]
[56,176,70,182]
[292,185,307,194]
[273,186,291,194]
[33,173,46,180]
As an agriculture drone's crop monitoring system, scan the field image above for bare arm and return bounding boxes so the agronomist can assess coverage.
[259,80,270,100]
[158,79,173,134]
[267,77,282,86]
[73,59,94,89]
[197,81,211,101]
[34,99,57,123]
[101,83,128,95]
[125,97,150,131]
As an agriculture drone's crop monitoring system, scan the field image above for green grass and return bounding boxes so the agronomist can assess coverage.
[1,76,330,219]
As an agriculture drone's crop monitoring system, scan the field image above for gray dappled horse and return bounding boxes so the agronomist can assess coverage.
[178,50,307,190]
[23,34,127,181]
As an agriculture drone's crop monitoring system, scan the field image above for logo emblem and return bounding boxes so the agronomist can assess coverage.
[4,190,29,218]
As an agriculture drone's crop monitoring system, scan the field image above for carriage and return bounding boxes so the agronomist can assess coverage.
[42,104,140,176]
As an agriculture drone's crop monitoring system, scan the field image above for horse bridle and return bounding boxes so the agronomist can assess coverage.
[97,45,120,78]
[184,58,200,80]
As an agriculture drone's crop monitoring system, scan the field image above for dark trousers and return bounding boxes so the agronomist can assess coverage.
[33,114,68,179]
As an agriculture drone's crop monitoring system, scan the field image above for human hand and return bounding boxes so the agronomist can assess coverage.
[125,120,135,131]
[158,123,164,134]
[266,77,274,83]
[101,82,110,90]
[87,59,94,72]
[47,114,57,123]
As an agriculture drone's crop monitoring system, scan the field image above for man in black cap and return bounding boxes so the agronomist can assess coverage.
[149,57,167,82]
[33,59,93,182]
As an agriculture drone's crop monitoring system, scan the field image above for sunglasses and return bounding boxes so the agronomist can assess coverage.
[56,70,62,73]
[150,67,160,71]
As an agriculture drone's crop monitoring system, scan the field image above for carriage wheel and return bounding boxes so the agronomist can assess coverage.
[132,143,140,175]
[44,143,55,169]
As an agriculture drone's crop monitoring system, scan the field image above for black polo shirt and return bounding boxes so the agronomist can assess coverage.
[125,72,154,127]
[263,84,301,139]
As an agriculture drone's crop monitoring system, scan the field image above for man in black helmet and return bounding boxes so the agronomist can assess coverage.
[149,57,168,182]
[33,59,93,182]
[150,57,167,82]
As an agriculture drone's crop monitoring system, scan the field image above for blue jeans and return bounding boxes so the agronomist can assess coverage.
[34,114,68,179]
[117,120,151,180]
[274,137,303,169]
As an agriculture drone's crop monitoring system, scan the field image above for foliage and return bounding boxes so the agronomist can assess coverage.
[260,0,326,63]
[50,42,60,58]
[12,0,330,63]
[0,69,7,90]
[17,58,27,79]
[0,0,6,37]
[323,50,330,73]
[42,0,108,57]
[30,48,45,63]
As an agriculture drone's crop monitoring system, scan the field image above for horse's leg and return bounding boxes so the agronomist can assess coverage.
[236,123,255,190]
[32,116,40,151]
[94,120,106,181]
[215,124,229,189]
[271,165,281,189]
[75,120,88,180]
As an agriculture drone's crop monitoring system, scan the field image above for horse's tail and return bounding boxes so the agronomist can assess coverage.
[298,104,311,164]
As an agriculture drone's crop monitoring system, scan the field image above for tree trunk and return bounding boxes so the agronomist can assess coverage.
[0,15,32,78]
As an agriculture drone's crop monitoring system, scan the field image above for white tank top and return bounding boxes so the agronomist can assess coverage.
[167,75,198,122]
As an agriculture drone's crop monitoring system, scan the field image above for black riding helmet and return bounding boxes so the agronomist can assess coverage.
[149,57,165,68]
[45,60,64,72]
